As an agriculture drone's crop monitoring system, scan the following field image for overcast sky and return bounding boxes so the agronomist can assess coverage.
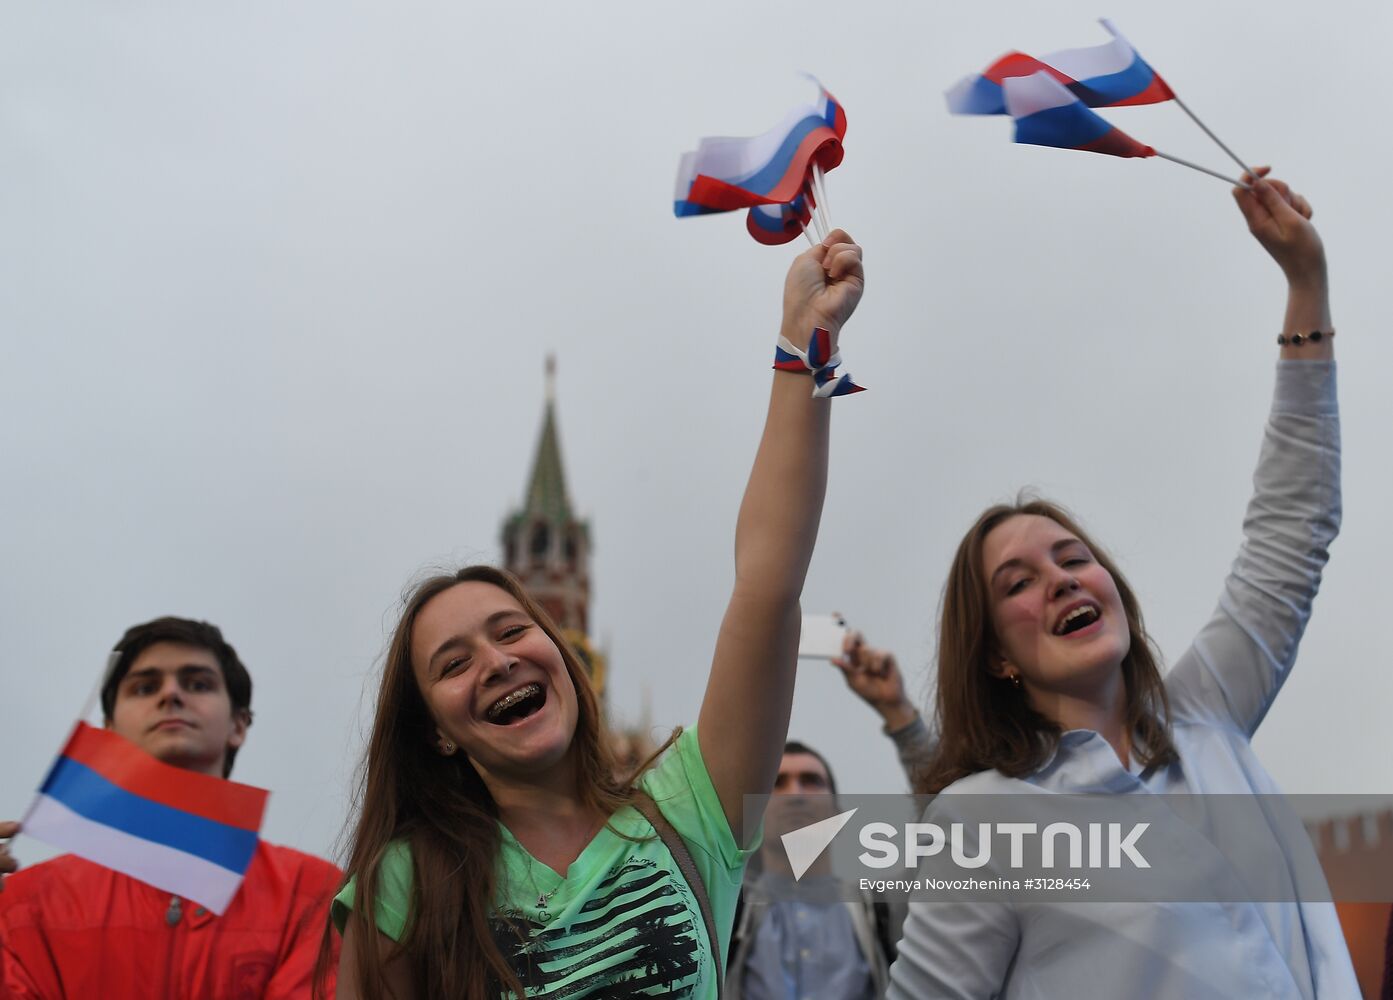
[3,0,1389,866]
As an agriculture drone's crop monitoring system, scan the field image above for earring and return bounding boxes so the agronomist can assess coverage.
[440,740,456,755]
[1008,673,1022,690]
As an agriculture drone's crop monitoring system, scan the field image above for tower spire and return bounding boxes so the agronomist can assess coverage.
[501,358,591,640]
[520,366,571,526]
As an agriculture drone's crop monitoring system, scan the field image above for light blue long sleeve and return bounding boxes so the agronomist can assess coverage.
[887,362,1359,1000]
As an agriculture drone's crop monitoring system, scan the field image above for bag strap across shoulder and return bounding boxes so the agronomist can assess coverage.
[630,789,725,997]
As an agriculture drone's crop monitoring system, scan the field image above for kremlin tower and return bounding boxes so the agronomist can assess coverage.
[501,357,606,697]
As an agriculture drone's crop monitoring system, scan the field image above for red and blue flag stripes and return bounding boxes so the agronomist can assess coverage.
[946,51,1071,116]
[1004,72,1156,159]
[22,722,268,913]
[947,20,1173,116]
[746,190,814,246]
[1048,20,1174,108]
[674,81,845,227]
[773,328,865,397]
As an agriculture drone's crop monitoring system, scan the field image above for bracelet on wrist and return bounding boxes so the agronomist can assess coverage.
[1276,329,1334,347]
[773,327,865,397]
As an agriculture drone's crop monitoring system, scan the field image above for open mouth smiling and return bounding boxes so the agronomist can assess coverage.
[484,682,547,726]
[1053,602,1101,636]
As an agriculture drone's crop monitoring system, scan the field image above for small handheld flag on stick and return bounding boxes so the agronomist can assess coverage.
[948,19,1254,187]
[1098,19,1254,180]
[947,23,1174,116]
[675,79,846,246]
[1005,72,1155,159]
[1002,73,1250,188]
[20,722,268,914]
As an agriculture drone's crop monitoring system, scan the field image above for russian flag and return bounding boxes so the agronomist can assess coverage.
[21,722,268,913]
[947,20,1174,116]
[746,191,813,246]
[674,81,845,219]
[1004,72,1156,159]
[1049,20,1175,107]
[946,51,1069,116]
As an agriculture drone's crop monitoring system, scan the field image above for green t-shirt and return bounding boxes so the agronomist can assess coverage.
[332,727,757,997]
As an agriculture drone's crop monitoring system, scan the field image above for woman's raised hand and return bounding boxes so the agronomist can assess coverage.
[781,229,865,346]
[1232,167,1326,289]
[832,630,918,732]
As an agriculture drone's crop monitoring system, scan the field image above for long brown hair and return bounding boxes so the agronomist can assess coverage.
[328,566,645,999]
[917,498,1178,794]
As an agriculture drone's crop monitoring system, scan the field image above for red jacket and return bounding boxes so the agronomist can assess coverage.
[0,842,340,999]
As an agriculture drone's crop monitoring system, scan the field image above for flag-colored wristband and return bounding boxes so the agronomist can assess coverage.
[773,328,865,397]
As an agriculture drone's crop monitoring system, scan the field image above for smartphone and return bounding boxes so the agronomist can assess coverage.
[798,613,847,659]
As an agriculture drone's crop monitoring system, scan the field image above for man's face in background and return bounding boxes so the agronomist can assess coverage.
[766,750,836,839]
[107,641,247,777]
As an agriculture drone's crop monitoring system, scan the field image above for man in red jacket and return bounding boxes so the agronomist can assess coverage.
[0,617,341,999]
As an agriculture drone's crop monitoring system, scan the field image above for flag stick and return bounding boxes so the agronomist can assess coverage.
[75,651,122,722]
[812,163,832,233]
[806,185,826,242]
[800,218,818,248]
[1154,150,1251,190]
[1171,94,1254,180]
[1099,20,1254,180]
[16,655,115,832]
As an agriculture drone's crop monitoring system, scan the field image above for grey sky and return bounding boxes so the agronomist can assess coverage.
[3,1,1389,866]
